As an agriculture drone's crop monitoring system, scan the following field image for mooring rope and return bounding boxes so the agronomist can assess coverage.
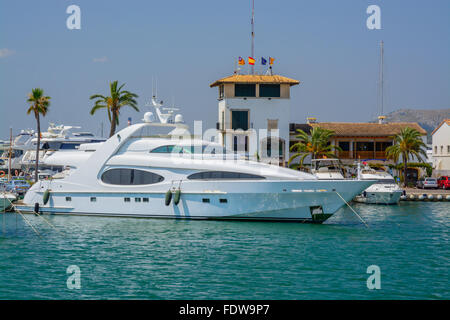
[6,198,61,235]
[335,191,369,228]
[13,207,41,237]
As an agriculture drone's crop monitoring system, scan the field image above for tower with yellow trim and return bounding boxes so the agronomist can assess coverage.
[210,73,300,165]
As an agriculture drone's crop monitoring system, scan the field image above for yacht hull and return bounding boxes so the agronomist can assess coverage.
[19,180,373,223]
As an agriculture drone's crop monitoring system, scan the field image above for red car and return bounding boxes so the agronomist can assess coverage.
[437,176,450,190]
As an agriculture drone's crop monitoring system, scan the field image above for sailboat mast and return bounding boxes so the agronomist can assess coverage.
[379,40,384,116]
[251,0,255,74]
[8,127,12,181]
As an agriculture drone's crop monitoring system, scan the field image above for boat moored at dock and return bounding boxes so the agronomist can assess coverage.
[18,108,375,223]
[353,165,403,205]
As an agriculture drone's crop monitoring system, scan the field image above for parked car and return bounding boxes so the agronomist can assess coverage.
[416,177,438,189]
[438,176,450,190]
[6,179,30,195]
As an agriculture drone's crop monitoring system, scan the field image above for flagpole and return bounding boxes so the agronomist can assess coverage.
[251,0,255,75]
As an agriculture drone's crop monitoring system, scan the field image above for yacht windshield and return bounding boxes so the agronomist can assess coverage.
[151,144,229,155]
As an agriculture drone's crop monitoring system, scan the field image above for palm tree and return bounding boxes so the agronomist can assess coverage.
[288,127,341,166]
[385,127,427,186]
[90,81,139,137]
[26,88,51,182]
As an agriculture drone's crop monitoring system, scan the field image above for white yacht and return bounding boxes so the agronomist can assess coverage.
[353,165,403,204]
[20,124,105,174]
[0,130,35,171]
[18,111,374,223]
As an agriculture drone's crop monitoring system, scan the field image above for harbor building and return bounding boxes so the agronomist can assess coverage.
[210,74,299,165]
[431,119,450,176]
[289,117,427,166]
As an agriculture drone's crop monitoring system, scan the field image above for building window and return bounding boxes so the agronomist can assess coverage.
[441,146,443,154]
[338,141,350,151]
[135,198,141,202]
[124,198,131,202]
[221,111,225,130]
[267,119,278,130]
[90,197,97,202]
[143,198,149,202]
[435,146,437,154]
[259,84,280,97]
[376,142,391,152]
[266,138,284,157]
[448,146,450,154]
[101,169,164,185]
[356,142,374,151]
[65,197,72,202]
[235,84,256,97]
[202,198,210,203]
[219,198,228,203]
[231,110,249,130]
[219,85,224,99]
[188,171,265,180]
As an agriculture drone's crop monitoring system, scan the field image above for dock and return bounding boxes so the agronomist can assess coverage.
[401,188,450,201]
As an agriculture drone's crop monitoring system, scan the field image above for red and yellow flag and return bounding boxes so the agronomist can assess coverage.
[248,57,255,65]
[269,57,275,65]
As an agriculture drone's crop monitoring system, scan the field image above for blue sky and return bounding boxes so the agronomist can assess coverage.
[1,0,449,138]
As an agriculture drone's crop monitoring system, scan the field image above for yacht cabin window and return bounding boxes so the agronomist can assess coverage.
[101,169,164,185]
[187,171,265,180]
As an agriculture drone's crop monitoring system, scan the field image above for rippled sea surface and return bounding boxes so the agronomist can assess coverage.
[0,202,449,299]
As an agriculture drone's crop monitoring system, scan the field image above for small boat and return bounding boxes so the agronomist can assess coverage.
[353,165,403,205]
[0,191,17,211]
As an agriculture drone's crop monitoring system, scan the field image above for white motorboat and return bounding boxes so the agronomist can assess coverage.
[310,159,345,180]
[17,110,374,223]
[0,183,16,211]
[354,165,403,204]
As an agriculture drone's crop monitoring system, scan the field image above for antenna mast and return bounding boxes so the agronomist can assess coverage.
[379,40,384,116]
[251,0,255,74]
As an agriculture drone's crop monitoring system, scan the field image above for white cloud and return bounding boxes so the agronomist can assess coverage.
[93,56,108,63]
[0,48,14,58]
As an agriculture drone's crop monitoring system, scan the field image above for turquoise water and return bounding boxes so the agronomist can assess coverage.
[0,202,448,300]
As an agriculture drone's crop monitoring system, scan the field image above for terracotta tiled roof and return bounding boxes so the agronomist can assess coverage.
[304,122,427,137]
[210,74,300,87]
[431,119,450,135]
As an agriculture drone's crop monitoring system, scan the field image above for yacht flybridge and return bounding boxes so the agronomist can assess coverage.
[18,111,374,223]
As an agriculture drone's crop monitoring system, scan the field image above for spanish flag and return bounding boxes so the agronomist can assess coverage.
[269,57,275,65]
[248,56,255,65]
